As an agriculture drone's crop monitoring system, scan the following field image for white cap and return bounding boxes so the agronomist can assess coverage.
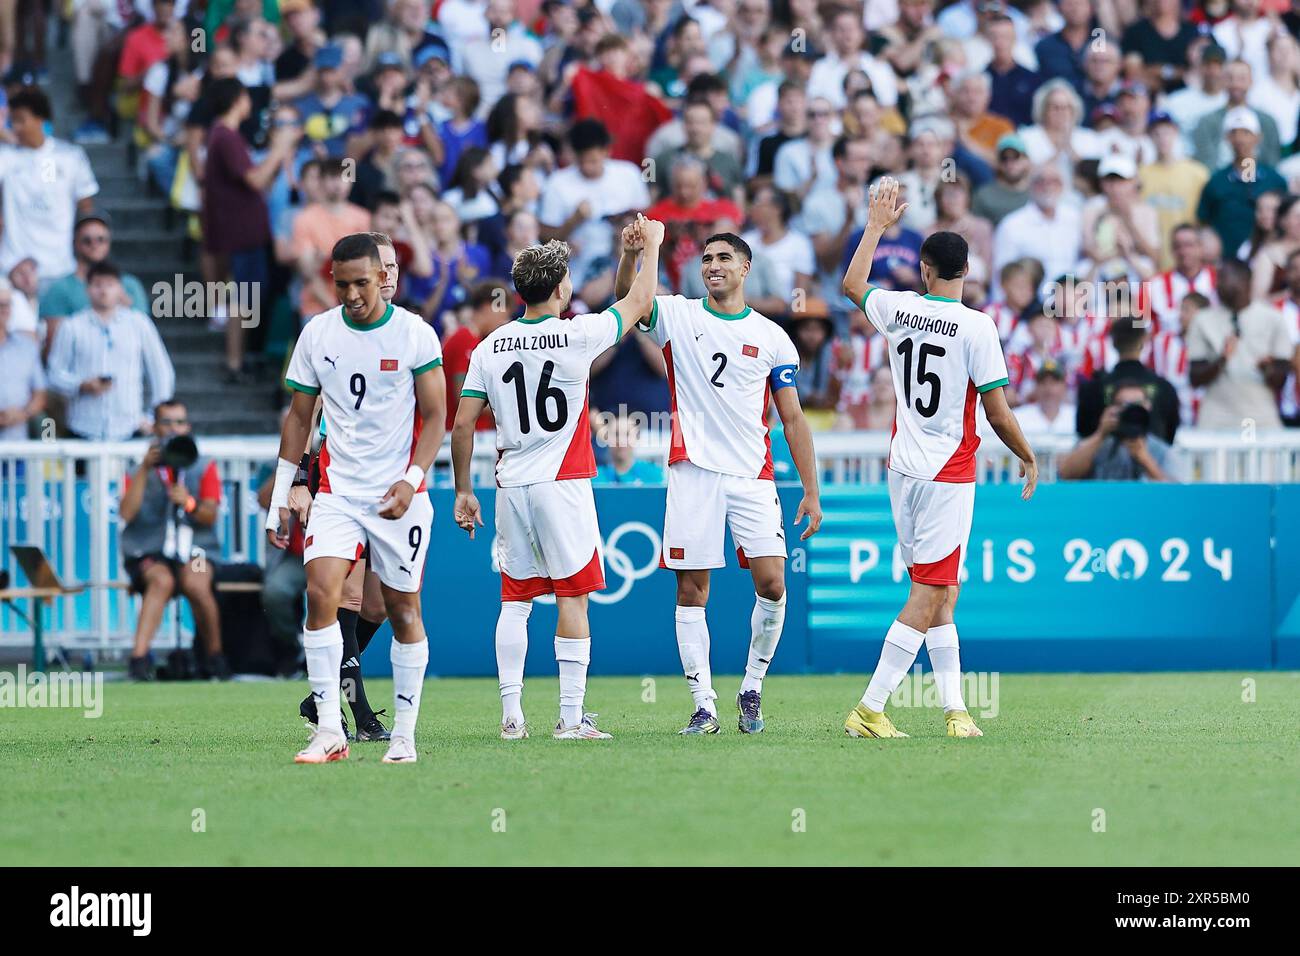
[1097,152,1137,180]
[1224,106,1261,137]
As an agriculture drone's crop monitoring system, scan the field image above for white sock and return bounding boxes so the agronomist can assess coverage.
[861,620,927,712]
[675,604,716,714]
[741,591,787,694]
[304,622,344,736]
[926,623,967,713]
[390,638,429,741]
[496,601,531,723]
[554,636,591,728]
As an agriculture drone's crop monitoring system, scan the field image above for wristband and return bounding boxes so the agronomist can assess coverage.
[292,453,311,487]
[266,457,297,531]
[400,464,426,492]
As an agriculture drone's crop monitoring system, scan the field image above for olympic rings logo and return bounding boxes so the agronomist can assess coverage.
[492,521,662,605]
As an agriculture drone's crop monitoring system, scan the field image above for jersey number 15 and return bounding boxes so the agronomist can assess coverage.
[896,339,945,418]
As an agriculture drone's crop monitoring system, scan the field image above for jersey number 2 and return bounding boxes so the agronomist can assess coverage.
[896,340,944,418]
[502,360,569,434]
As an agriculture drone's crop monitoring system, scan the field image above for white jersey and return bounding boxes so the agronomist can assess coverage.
[639,295,800,479]
[462,309,622,487]
[857,289,1009,483]
[285,303,443,497]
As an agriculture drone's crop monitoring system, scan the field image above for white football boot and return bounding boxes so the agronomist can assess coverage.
[382,735,418,763]
[500,717,529,740]
[553,713,613,739]
[294,728,349,764]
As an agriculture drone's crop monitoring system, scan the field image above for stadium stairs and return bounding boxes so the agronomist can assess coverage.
[48,46,282,436]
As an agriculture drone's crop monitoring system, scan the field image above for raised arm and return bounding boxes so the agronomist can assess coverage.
[979,384,1038,500]
[609,214,664,335]
[841,176,908,309]
[613,221,642,300]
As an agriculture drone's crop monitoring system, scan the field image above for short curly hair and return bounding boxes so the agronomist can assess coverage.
[511,241,570,305]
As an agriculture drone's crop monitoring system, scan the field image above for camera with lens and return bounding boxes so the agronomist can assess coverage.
[1114,402,1151,440]
[160,433,198,470]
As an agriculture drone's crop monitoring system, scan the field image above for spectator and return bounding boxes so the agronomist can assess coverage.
[0,282,44,439]
[1192,60,1281,170]
[537,119,649,293]
[1013,359,1076,436]
[486,92,545,172]
[1079,41,1123,124]
[443,279,511,433]
[348,109,406,210]
[802,135,871,312]
[1122,0,1198,94]
[788,315,839,427]
[1034,0,1097,91]
[1188,257,1293,430]
[808,7,899,109]
[951,69,1015,164]
[992,163,1081,298]
[1251,195,1300,300]
[1079,153,1161,287]
[460,0,543,115]
[202,78,301,382]
[842,178,925,292]
[896,116,953,232]
[275,0,325,85]
[295,42,372,159]
[653,99,744,201]
[972,132,1033,226]
[119,399,228,681]
[1059,380,1182,481]
[773,95,837,199]
[984,12,1039,128]
[46,261,175,441]
[645,155,743,292]
[1077,316,1181,444]
[40,212,150,352]
[931,176,994,275]
[365,0,446,73]
[1248,30,1300,155]
[292,157,372,321]
[1139,112,1210,271]
[1019,78,1100,184]
[1137,223,1219,336]
[862,364,896,431]
[138,18,202,196]
[741,184,814,308]
[1212,0,1273,82]
[1163,40,1229,135]
[404,187,489,332]
[0,87,99,288]
[436,75,489,185]
[593,413,664,485]
[1007,309,1079,404]
[441,145,500,225]
[1196,107,1287,259]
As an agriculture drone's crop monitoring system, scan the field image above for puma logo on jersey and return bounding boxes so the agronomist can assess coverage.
[695,332,704,342]
[323,355,338,369]
[398,565,411,575]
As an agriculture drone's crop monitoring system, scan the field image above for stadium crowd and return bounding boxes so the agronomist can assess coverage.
[1,0,1300,466]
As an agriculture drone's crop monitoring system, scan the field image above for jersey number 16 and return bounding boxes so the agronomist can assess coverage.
[502,360,569,434]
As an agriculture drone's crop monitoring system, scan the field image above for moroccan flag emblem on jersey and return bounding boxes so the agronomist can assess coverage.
[742,344,759,358]
[380,359,399,371]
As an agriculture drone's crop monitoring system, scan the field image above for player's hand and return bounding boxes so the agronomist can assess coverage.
[378,481,414,520]
[1019,456,1038,501]
[638,213,666,248]
[621,220,644,254]
[795,494,823,540]
[866,176,908,235]
[454,491,484,538]
[266,507,291,550]
[288,484,313,525]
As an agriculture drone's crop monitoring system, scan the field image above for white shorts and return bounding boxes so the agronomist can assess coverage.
[887,470,975,586]
[495,478,604,600]
[303,491,434,593]
[662,461,786,571]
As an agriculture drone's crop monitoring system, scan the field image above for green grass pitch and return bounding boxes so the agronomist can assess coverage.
[2,672,1298,866]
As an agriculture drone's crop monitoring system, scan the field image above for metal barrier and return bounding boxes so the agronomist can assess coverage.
[1,428,1298,652]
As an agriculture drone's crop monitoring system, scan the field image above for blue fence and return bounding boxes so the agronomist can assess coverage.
[350,482,1298,676]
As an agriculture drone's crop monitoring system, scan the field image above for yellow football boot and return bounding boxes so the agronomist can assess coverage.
[944,710,983,737]
[844,704,909,738]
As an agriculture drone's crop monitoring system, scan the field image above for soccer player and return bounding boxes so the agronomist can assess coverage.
[840,177,1038,739]
[613,230,823,736]
[291,232,403,743]
[450,216,665,740]
[267,233,447,764]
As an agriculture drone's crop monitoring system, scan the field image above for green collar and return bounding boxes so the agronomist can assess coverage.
[517,313,554,324]
[922,293,960,303]
[343,302,394,331]
[702,297,751,320]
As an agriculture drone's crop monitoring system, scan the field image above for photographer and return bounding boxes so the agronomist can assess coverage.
[1059,382,1181,482]
[119,399,228,681]
[1076,315,1181,443]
